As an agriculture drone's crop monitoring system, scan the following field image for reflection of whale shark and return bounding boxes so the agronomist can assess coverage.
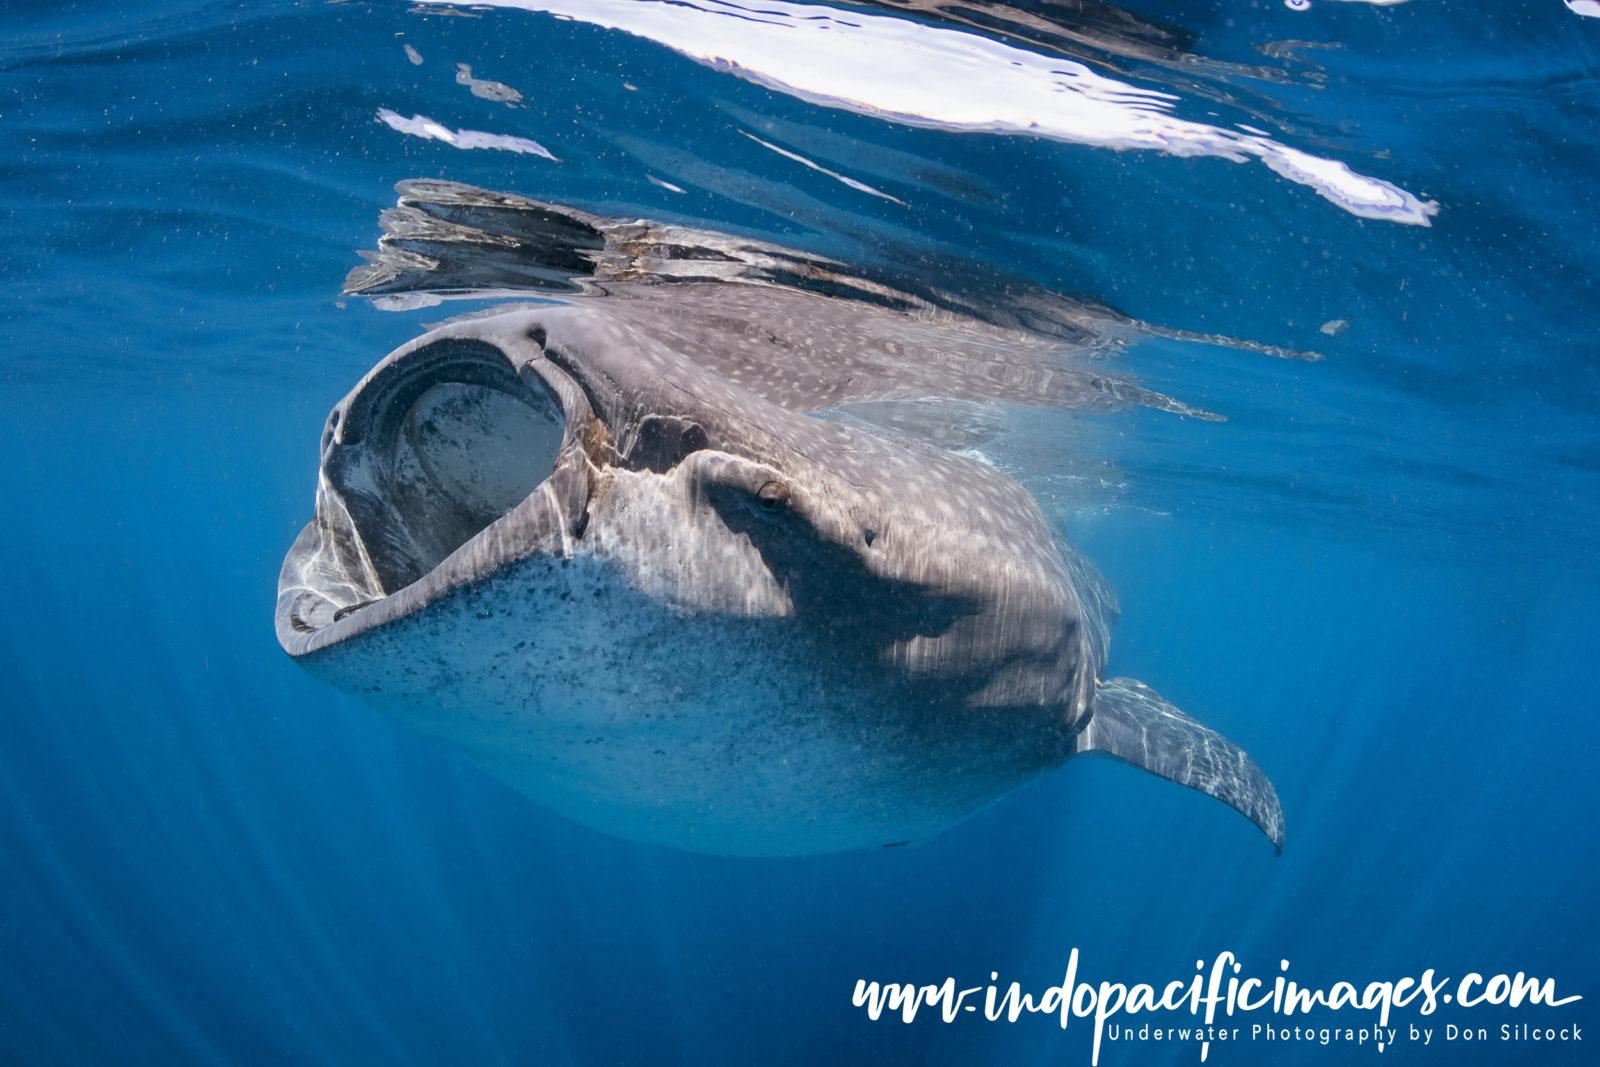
[276,184,1284,855]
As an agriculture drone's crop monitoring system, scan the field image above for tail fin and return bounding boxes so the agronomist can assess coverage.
[1078,678,1285,853]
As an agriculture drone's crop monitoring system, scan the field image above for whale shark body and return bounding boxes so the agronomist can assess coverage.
[275,182,1284,855]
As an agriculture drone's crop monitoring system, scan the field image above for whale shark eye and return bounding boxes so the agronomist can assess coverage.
[756,480,790,513]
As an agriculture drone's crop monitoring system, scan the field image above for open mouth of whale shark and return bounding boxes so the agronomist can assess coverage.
[278,333,584,650]
[335,343,565,590]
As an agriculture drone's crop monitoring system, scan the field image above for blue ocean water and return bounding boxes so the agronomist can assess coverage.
[2,1,1597,1063]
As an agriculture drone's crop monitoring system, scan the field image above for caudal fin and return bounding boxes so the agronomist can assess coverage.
[1077,678,1285,853]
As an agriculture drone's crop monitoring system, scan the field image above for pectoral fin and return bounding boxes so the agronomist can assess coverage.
[1077,678,1286,853]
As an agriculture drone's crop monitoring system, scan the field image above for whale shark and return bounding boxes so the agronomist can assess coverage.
[276,182,1284,855]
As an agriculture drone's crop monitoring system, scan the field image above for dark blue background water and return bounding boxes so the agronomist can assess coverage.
[2,1,1597,1063]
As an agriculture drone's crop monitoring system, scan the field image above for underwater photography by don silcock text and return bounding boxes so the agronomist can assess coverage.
[1,0,1598,1064]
